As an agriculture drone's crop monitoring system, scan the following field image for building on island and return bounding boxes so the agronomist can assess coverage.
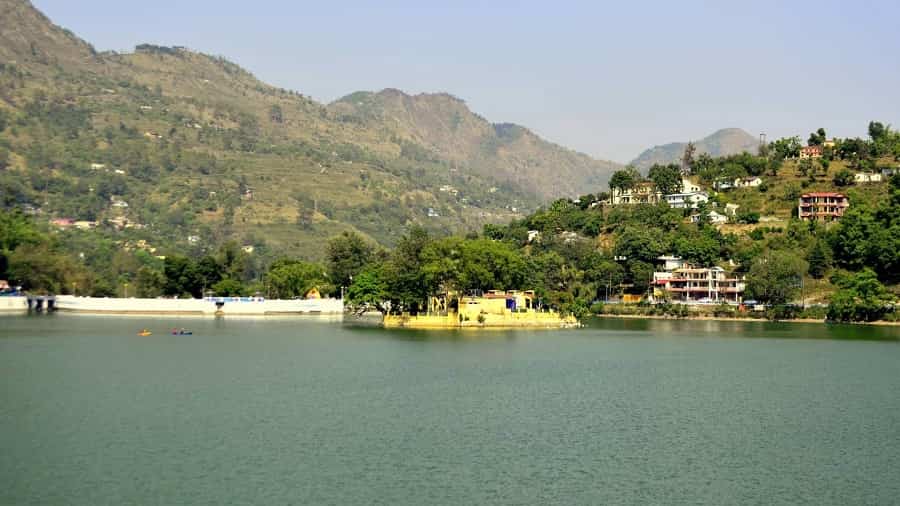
[799,145,823,159]
[798,192,849,221]
[383,290,577,328]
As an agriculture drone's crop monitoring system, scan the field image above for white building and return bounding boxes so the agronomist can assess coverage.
[613,178,704,206]
[708,211,728,224]
[690,210,728,224]
[664,191,709,209]
[663,266,746,303]
[734,176,763,188]
[657,255,686,271]
[854,172,883,183]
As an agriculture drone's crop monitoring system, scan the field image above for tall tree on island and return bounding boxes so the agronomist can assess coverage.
[326,231,374,289]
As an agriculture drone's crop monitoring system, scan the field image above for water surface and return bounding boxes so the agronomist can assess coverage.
[2,315,899,505]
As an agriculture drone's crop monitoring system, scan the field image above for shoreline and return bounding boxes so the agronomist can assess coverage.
[593,313,900,326]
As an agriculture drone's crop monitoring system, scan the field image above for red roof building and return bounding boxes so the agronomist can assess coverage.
[798,192,849,221]
[799,145,823,159]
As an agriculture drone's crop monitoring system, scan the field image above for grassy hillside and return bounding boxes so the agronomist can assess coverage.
[0,0,617,261]
[328,89,621,200]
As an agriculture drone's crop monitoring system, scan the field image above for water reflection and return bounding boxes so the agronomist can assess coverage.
[583,316,900,341]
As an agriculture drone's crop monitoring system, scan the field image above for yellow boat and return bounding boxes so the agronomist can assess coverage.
[137,329,152,336]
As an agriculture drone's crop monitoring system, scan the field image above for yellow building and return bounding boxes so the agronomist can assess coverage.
[384,290,578,329]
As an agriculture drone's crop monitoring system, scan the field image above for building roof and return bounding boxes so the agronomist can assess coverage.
[801,192,845,198]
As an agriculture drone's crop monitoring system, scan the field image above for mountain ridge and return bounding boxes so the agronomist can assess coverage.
[0,0,619,258]
[629,128,759,170]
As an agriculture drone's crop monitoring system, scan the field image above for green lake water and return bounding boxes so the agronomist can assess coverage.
[2,315,899,505]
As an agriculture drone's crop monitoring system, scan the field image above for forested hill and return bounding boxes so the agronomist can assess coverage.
[630,128,758,170]
[328,89,620,200]
[0,0,618,258]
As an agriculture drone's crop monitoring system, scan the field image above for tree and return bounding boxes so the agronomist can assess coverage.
[808,128,827,146]
[629,260,654,294]
[833,169,854,187]
[806,240,831,279]
[798,158,814,177]
[827,269,893,322]
[326,231,374,288]
[212,278,245,296]
[868,121,886,142]
[682,142,696,172]
[769,136,801,160]
[736,210,760,224]
[163,255,201,297]
[648,163,682,195]
[347,266,389,312]
[266,259,328,299]
[746,251,808,305]
[0,147,9,171]
[609,166,641,193]
[674,230,720,266]
[614,225,668,264]
[135,266,165,297]
[8,243,82,294]
[381,226,431,311]
[269,104,283,124]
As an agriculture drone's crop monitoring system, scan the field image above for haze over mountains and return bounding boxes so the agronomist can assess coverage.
[0,0,621,255]
[629,128,759,170]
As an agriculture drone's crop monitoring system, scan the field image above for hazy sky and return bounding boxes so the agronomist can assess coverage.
[34,0,900,162]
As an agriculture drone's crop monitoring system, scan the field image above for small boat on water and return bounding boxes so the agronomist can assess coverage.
[137,329,152,336]
[171,328,193,335]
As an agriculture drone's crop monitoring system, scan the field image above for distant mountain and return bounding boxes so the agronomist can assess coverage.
[328,89,620,200]
[0,0,619,258]
[629,128,759,170]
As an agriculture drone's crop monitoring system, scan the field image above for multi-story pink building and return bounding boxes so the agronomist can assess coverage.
[798,192,849,221]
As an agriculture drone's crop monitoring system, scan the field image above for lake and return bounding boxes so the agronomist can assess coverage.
[2,315,899,505]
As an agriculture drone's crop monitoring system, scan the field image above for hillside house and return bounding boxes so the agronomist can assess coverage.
[612,182,660,205]
[73,221,97,230]
[882,167,897,177]
[613,178,703,206]
[714,179,734,191]
[664,191,709,209]
[657,266,745,304]
[798,192,849,221]
[50,218,74,228]
[708,211,727,224]
[108,217,128,229]
[724,203,740,216]
[734,176,763,188]
[690,210,728,224]
[854,172,882,183]
[799,145,823,159]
